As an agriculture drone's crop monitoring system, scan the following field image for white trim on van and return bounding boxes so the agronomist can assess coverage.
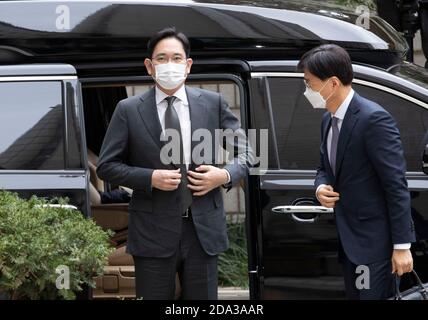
[0,75,77,81]
[251,72,428,110]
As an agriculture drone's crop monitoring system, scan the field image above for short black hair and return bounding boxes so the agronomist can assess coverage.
[147,27,190,58]
[297,44,353,85]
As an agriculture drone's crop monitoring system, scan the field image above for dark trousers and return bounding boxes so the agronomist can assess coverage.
[133,217,218,300]
[342,253,396,300]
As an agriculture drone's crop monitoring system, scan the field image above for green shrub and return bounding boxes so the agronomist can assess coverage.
[218,221,248,289]
[0,190,114,300]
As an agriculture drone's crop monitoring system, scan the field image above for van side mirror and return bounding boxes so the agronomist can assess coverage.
[423,143,428,175]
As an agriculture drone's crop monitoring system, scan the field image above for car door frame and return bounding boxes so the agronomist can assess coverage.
[79,65,261,297]
[0,65,90,218]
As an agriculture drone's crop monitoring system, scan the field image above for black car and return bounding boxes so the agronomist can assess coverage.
[0,0,427,299]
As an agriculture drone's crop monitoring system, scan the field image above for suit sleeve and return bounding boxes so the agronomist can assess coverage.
[364,110,415,244]
[219,94,252,192]
[96,101,154,196]
[315,115,329,191]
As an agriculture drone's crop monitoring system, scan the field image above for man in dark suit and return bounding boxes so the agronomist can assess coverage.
[298,44,416,299]
[96,27,249,300]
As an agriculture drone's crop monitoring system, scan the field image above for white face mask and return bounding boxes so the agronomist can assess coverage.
[153,62,187,90]
[303,79,333,109]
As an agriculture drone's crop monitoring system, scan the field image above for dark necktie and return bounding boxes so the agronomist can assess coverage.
[164,96,192,213]
[330,116,339,176]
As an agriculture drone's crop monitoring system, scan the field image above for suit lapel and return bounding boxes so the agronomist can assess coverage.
[137,87,165,150]
[136,86,207,170]
[334,93,360,182]
[186,87,206,171]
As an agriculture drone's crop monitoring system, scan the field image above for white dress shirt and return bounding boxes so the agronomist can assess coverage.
[326,89,354,160]
[155,85,191,169]
[315,89,410,250]
[154,85,231,183]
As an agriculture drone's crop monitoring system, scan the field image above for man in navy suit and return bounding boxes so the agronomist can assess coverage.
[298,44,416,299]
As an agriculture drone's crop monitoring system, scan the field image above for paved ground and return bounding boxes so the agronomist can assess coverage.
[218,287,249,300]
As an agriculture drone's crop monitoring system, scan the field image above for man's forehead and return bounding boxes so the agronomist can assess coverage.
[153,38,185,54]
[153,52,184,57]
[303,71,321,82]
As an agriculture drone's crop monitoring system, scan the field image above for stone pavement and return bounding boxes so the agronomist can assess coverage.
[218,287,250,300]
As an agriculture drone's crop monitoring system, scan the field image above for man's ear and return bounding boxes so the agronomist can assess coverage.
[144,58,154,76]
[331,76,341,88]
[186,58,193,75]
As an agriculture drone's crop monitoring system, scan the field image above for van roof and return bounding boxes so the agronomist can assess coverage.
[0,0,407,69]
[0,64,76,77]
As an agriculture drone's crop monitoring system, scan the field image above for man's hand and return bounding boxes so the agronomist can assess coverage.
[392,249,413,276]
[151,169,181,191]
[187,165,229,196]
[317,185,340,208]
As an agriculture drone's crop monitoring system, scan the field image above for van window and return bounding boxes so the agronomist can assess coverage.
[0,81,64,170]
[354,84,428,172]
[265,77,428,172]
[267,77,324,170]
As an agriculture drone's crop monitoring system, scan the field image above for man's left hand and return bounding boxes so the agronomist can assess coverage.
[392,249,413,276]
[187,165,229,196]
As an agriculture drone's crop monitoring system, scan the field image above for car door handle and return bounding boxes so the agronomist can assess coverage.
[271,205,334,223]
[272,206,334,214]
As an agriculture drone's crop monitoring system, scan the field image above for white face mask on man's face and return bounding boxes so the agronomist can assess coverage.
[303,78,333,109]
[153,62,187,90]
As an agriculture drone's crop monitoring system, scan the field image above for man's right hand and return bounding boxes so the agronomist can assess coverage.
[317,185,340,208]
[151,169,181,191]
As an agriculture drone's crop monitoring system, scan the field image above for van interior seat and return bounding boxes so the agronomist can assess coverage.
[108,244,134,266]
[87,148,130,247]
[88,148,104,192]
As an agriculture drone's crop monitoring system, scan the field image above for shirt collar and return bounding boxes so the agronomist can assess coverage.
[155,85,188,106]
[332,88,354,120]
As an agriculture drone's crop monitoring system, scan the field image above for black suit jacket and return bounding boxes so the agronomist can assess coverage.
[315,92,416,265]
[97,86,248,257]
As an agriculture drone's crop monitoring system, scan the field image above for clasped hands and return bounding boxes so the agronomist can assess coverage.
[151,165,229,196]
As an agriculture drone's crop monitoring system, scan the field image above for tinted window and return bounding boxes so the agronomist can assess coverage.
[0,81,64,170]
[354,84,428,172]
[266,77,428,172]
[268,77,324,170]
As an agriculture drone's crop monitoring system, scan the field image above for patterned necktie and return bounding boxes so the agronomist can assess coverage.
[330,116,339,176]
[164,96,192,213]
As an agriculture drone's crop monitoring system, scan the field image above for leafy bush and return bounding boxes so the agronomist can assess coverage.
[218,221,248,288]
[0,190,114,300]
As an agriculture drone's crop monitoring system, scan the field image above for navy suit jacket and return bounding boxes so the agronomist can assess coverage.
[315,92,416,265]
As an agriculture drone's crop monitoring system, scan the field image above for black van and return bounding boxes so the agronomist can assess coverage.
[0,0,428,299]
